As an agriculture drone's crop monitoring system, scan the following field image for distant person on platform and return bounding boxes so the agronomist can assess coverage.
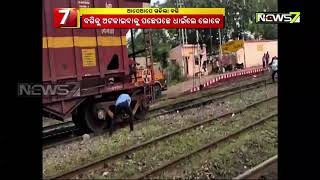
[215,58,221,73]
[110,93,134,136]
[266,52,270,70]
[262,53,266,68]
[269,56,278,83]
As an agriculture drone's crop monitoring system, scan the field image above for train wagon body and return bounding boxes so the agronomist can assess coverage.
[43,0,152,132]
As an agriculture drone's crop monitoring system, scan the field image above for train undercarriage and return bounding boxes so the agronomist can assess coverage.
[43,86,152,133]
[71,88,149,133]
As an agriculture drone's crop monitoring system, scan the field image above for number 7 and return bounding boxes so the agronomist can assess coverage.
[59,9,70,25]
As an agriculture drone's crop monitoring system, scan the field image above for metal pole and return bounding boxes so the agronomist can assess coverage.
[193,45,195,88]
[218,29,223,60]
[196,29,201,86]
[182,0,187,45]
[218,29,223,74]
[181,32,185,77]
[130,28,136,62]
[184,28,188,44]
[177,0,185,77]
[243,39,246,68]
[210,28,213,56]
[210,28,214,74]
[243,0,246,68]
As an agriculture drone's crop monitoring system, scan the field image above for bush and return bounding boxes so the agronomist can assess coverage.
[167,63,182,84]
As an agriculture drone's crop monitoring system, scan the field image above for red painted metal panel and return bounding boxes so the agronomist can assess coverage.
[94,0,125,77]
[44,0,77,81]
[43,9,50,81]
[43,0,149,118]
[72,0,100,80]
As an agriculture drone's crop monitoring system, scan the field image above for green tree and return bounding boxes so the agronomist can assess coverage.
[167,63,182,84]
[161,0,278,44]
[152,43,170,69]
[127,0,278,77]
[127,28,171,69]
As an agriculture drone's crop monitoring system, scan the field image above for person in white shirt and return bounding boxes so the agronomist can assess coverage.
[269,57,278,83]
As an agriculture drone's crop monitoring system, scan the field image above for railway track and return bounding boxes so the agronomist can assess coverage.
[148,78,272,118]
[43,78,273,150]
[131,114,277,179]
[43,78,272,150]
[233,155,278,180]
[43,121,76,138]
[45,96,277,179]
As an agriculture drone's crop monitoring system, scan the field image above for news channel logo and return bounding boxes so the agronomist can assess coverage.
[255,12,300,24]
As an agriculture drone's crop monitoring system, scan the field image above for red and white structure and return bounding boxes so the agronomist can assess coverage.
[189,67,266,93]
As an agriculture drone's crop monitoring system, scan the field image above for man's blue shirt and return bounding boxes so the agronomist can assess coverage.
[115,94,131,106]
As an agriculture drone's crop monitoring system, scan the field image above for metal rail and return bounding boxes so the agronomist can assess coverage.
[45,96,277,179]
[131,113,277,179]
[43,121,74,135]
[150,77,271,112]
[43,78,273,150]
[149,79,272,118]
[233,155,278,180]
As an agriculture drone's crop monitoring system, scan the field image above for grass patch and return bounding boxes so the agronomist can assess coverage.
[89,100,277,179]
[154,117,278,179]
[43,84,277,177]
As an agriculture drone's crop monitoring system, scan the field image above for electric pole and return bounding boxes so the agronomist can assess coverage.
[176,0,188,77]
[219,29,223,61]
[196,29,201,86]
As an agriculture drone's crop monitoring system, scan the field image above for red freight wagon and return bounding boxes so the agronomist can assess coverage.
[43,0,153,132]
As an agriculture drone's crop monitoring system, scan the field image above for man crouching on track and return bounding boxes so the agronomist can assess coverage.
[110,93,134,136]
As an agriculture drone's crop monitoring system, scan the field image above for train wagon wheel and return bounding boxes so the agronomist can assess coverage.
[72,102,108,133]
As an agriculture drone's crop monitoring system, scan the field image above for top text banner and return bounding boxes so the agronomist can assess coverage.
[54,8,225,29]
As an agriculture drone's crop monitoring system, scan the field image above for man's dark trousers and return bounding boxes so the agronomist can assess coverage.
[110,101,134,135]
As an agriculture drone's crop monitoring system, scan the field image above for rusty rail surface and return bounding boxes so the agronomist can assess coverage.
[45,96,277,179]
[233,155,278,180]
[130,113,277,179]
[148,79,272,118]
[150,77,271,113]
[43,77,272,150]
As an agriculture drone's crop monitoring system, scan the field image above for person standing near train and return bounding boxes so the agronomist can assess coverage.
[269,56,278,83]
[266,52,270,70]
[215,58,221,73]
[262,53,266,68]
